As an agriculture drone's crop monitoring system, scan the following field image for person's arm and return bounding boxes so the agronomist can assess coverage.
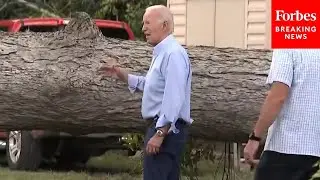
[253,49,294,138]
[128,74,146,93]
[155,51,190,133]
[114,67,146,93]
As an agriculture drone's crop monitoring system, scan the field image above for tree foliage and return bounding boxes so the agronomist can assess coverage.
[0,0,166,39]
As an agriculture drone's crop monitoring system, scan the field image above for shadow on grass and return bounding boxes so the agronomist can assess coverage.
[0,150,142,177]
[40,150,143,176]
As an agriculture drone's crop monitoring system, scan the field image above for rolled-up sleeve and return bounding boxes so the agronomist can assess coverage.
[156,51,189,130]
[128,74,146,93]
[266,49,294,87]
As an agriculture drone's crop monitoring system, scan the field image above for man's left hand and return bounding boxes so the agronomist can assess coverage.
[243,140,260,165]
[146,134,164,155]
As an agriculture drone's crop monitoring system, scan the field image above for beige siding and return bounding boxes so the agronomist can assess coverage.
[168,0,271,49]
[184,0,246,48]
[186,0,215,46]
[245,0,270,49]
[214,0,246,48]
[167,0,187,45]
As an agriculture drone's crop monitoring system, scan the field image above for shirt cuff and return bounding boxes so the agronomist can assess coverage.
[155,114,171,128]
[156,115,181,133]
[128,74,138,93]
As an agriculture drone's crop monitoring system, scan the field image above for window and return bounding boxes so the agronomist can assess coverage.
[99,27,129,40]
[0,26,8,32]
[19,26,63,32]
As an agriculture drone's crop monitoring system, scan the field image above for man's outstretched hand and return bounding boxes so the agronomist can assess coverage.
[98,64,119,78]
[98,62,128,83]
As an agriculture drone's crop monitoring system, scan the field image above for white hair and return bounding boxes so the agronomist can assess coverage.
[146,5,174,33]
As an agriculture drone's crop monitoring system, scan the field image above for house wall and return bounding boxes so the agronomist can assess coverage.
[214,0,246,48]
[167,0,187,45]
[185,0,216,46]
[168,0,271,49]
[245,0,271,49]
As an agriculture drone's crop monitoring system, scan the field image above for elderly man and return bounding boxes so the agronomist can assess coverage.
[244,49,320,180]
[99,5,192,180]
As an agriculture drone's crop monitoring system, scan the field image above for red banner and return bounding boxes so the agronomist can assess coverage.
[271,0,320,48]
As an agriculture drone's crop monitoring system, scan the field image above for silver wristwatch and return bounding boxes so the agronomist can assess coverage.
[156,129,165,137]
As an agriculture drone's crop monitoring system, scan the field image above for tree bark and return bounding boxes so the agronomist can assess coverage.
[0,12,273,142]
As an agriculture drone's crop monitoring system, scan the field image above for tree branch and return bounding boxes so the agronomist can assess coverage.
[0,3,8,12]
[15,0,60,17]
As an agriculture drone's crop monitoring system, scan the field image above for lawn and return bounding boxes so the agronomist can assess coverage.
[0,150,254,180]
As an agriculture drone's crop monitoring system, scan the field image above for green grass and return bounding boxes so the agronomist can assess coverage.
[87,150,143,175]
[0,150,254,180]
[0,169,140,180]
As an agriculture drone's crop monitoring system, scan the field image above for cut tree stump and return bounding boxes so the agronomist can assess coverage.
[0,12,273,142]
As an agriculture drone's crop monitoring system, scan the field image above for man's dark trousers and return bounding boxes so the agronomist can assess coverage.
[143,119,188,180]
[254,150,320,180]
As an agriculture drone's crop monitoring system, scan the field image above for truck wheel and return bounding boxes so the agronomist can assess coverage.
[6,131,42,171]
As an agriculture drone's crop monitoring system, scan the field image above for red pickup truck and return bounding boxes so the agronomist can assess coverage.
[0,17,135,171]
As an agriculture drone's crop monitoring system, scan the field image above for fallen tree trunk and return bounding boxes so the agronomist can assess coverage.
[0,12,273,142]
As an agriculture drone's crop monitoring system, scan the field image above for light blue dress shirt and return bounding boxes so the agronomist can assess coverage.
[127,34,192,133]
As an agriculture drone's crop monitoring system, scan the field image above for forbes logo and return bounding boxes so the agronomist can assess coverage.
[275,10,317,21]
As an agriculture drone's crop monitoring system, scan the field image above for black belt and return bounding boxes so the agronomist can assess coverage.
[145,115,187,127]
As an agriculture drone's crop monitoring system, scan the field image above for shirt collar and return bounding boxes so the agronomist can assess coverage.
[153,34,174,56]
